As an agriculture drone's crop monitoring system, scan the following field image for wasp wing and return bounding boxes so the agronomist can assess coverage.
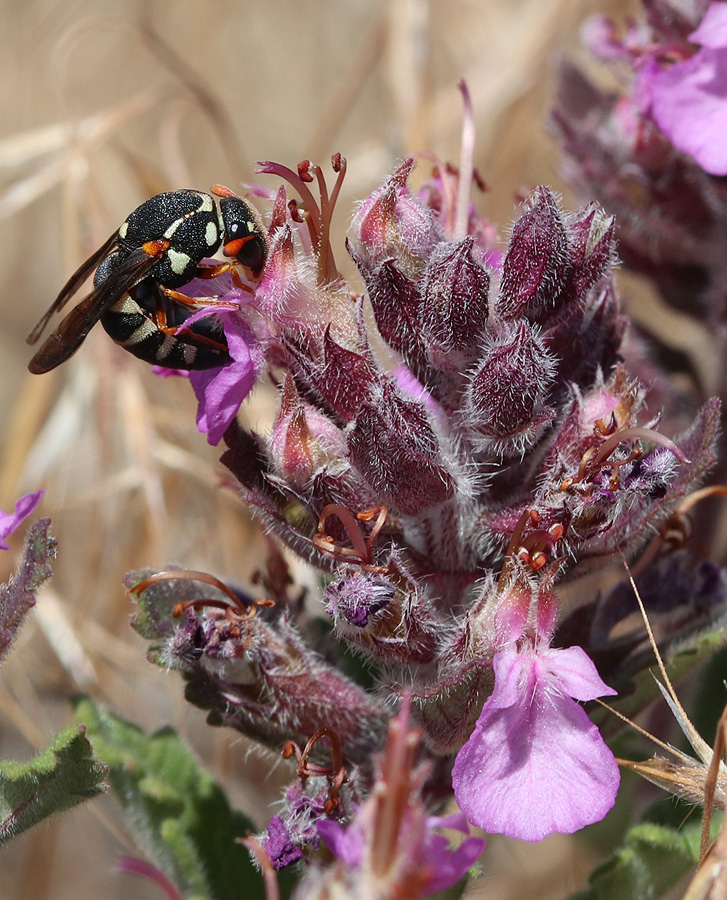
[27,246,164,374]
[26,230,120,347]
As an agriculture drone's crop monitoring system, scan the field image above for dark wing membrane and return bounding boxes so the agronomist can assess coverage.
[27,246,164,374]
[26,230,119,346]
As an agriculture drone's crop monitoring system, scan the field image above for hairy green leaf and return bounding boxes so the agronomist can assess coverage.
[0,724,106,843]
[73,695,265,900]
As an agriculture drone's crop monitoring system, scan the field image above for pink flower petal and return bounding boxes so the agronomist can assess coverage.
[538,645,617,702]
[0,491,44,550]
[646,5,727,175]
[690,2,727,48]
[425,832,486,894]
[189,312,262,446]
[452,648,620,842]
[649,48,727,174]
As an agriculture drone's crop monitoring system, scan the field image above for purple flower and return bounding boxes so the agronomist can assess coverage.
[452,615,620,842]
[645,3,727,175]
[188,310,263,446]
[0,491,44,550]
[313,699,485,897]
[318,810,484,897]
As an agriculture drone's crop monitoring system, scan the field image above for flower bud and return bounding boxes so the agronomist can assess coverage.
[496,187,570,322]
[352,254,429,381]
[325,570,440,664]
[348,382,455,516]
[269,376,347,489]
[290,325,383,423]
[463,321,556,455]
[349,158,443,279]
[421,236,490,356]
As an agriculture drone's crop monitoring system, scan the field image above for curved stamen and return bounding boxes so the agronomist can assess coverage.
[130,569,247,612]
[256,160,322,249]
[592,426,690,469]
[454,79,475,240]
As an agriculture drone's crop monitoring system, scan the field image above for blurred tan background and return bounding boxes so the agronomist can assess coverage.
[0,2,638,898]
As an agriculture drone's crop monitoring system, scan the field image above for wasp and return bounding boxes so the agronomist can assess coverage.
[26,186,268,373]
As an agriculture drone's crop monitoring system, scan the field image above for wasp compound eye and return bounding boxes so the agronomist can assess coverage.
[219,196,268,277]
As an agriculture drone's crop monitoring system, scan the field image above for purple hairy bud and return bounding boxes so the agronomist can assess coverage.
[463,321,556,455]
[269,376,346,488]
[349,158,443,278]
[421,236,490,357]
[348,382,455,516]
[352,254,430,380]
[497,187,570,322]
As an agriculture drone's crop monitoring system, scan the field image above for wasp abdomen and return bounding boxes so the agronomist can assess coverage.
[101,293,230,370]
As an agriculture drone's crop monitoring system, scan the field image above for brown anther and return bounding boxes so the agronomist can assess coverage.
[282,741,302,763]
[288,199,305,223]
[331,152,343,171]
[530,552,547,571]
[297,160,315,182]
[516,547,531,565]
[560,476,575,492]
[529,509,540,526]
[472,169,487,192]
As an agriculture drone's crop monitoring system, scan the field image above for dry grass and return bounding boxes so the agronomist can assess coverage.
[0,2,644,898]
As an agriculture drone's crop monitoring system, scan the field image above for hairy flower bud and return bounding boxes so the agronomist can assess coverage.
[325,569,441,664]
[421,236,490,358]
[463,321,556,455]
[351,254,430,381]
[348,382,455,516]
[497,187,570,322]
[349,158,443,278]
[269,376,347,488]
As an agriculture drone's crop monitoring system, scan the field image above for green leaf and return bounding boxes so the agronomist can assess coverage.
[0,724,106,843]
[572,820,716,900]
[73,695,266,900]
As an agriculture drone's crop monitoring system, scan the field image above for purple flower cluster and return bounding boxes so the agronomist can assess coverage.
[126,79,725,894]
[553,0,727,328]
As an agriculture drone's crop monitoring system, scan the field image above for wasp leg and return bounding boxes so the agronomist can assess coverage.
[152,298,228,351]
[160,287,241,309]
[195,263,256,293]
